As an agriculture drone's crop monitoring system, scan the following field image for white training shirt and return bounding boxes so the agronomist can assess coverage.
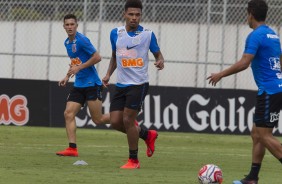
[115,26,152,85]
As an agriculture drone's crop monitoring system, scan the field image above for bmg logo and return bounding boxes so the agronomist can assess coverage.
[0,94,29,125]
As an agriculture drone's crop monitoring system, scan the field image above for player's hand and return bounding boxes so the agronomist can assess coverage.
[58,76,69,87]
[154,59,164,70]
[206,73,222,86]
[68,64,81,76]
[102,75,110,88]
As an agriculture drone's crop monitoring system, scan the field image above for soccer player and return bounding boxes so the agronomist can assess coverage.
[102,0,164,169]
[207,0,282,183]
[56,14,110,157]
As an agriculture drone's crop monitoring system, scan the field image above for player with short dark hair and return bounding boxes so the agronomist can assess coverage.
[102,0,165,169]
[247,0,268,21]
[56,13,110,157]
[207,0,282,183]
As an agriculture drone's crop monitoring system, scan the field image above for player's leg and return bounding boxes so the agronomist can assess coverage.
[64,101,81,143]
[111,84,158,161]
[128,83,158,157]
[110,110,144,142]
[87,99,110,125]
[234,125,265,184]
[110,110,125,131]
[251,125,265,164]
[110,109,141,168]
[234,92,282,184]
[111,111,157,158]
[56,101,81,157]
[233,93,265,184]
[124,107,139,152]
[233,123,265,184]
[235,127,282,184]
[256,92,282,161]
[85,85,110,125]
[109,85,140,168]
[256,127,282,159]
[56,87,84,157]
[120,107,140,169]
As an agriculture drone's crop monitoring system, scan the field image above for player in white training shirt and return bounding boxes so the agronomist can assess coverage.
[102,0,164,169]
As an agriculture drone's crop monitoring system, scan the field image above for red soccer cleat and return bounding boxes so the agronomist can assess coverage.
[56,147,78,157]
[145,130,158,157]
[120,159,140,169]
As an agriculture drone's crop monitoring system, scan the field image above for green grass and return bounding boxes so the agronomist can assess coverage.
[0,126,281,184]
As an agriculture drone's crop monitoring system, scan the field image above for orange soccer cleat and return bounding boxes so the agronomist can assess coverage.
[120,159,140,169]
[56,147,78,157]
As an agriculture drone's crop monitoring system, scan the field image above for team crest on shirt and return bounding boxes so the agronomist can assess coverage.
[269,57,280,71]
[72,44,77,53]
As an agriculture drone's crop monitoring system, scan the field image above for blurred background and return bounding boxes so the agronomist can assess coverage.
[0,0,281,89]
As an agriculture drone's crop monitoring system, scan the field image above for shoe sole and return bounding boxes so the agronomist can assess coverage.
[120,166,140,169]
[232,180,257,184]
[56,153,78,157]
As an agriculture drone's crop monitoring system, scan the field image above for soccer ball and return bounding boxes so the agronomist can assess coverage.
[198,164,223,184]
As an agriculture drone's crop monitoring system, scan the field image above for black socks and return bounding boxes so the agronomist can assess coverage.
[69,143,77,148]
[129,149,138,160]
[247,163,261,180]
[139,128,148,141]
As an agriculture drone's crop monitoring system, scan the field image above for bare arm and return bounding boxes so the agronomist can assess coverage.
[102,51,117,87]
[58,64,73,87]
[207,53,254,86]
[153,51,164,70]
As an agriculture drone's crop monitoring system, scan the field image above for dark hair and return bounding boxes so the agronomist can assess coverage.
[247,0,268,21]
[124,0,143,11]
[63,14,77,22]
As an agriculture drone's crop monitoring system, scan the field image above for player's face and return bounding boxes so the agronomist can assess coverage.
[63,18,78,37]
[124,8,142,30]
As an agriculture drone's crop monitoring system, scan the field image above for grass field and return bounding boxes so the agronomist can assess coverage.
[0,126,281,184]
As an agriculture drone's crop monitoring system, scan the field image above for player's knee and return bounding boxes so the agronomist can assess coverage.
[110,120,119,128]
[123,117,135,128]
[64,110,75,122]
[251,130,258,140]
[251,126,262,143]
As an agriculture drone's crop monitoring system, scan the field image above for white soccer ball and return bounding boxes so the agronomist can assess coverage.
[198,164,223,184]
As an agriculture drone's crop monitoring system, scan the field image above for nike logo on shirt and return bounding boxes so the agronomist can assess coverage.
[126,45,138,50]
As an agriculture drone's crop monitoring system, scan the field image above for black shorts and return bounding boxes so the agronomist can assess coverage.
[254,92,282,128]
[67,86,103,106]
[110,83,149,112]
